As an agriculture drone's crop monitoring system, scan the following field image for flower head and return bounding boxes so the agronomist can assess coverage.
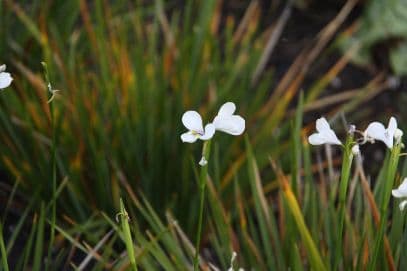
[180,111,215,143]
[0,64,13,89]
[392,178,407,211]
[213,102,245,136]
[364,117,398,149]
[308,117,342,145]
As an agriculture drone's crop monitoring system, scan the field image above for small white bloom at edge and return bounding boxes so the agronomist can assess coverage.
[364,117,397,149]
[213,102,245,136]
[0,64,13,89]
[180,111,215,143]
[392,178,407,198]
[308,117,342,145]
[392,178,407,211]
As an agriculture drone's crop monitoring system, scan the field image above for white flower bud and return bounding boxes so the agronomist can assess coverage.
[394,128,403,143]
[199,156,208,166]
[351,145,360,155]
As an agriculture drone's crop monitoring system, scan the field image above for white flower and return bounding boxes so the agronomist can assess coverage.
[308,117,342,145]
[213,102,245,136]
[351,145,360,155]
[0,64,13,89]
[392,178,407,211]
[180,111,215,143]
[364,117,398,149]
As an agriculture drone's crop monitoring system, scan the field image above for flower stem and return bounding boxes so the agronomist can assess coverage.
[193,140,211,271]
[333,136,354,270]
[0,221,9,271]
[368,144,401,270]
[42,62,57,271]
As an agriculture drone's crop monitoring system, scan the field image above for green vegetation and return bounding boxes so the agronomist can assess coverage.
[0,0,406,270]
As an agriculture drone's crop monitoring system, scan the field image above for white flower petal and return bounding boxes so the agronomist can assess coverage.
[217,102,236,117]
[382,117,397,148]
[0,65,6,73]
[315,117,331,133]
[309,118,342,145]
[323,129,342,145]
[388,117,397,135]
[308,133,325,145]
[364,118,399,148]
[400,200,407,211]
[392,189,406,198]
[0,72,13,89]
[200,123,215,140]
[365,122,387,144]
[398,178,407,191]
[384,138,394,149]
[182,111,204,134]
[180,132,198,143]
[365,122,386,138]
[213,115,245,135]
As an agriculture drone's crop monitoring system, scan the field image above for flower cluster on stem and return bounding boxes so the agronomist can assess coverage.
[308,116,404,269]
[180,102,245,271]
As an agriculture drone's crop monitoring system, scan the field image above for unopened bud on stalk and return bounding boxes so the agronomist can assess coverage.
[199,156,208,166]
[351,145,360,156]
[394,128,403,143]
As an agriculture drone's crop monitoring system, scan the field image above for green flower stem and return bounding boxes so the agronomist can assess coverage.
[368,143,401,270]
[120,198,138,271]
[0,221,9,271]
[193,140,211,271]
[334,136,354,270]
[42,62,57,271]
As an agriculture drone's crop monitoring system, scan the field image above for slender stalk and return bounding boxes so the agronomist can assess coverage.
[42,62,57,271]
[193,140,211,271]
[368,143,401,270]
[120,198,138,271]
[334,136,354,270]
[0,221,9,271]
